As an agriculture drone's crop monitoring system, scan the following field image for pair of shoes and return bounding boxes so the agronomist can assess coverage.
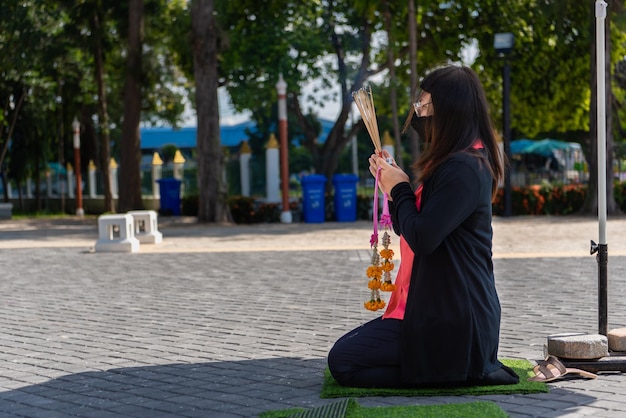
[528,355,598,382]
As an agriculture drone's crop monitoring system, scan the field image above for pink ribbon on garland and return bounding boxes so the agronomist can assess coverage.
[370,166,391,247]
[370,167,380,247]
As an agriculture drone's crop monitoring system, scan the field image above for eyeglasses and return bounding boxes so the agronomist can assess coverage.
[413,100,432,114]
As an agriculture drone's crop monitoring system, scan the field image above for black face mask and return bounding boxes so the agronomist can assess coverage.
[411,115,432,141]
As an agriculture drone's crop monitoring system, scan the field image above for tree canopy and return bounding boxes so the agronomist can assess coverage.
[0,0,625,217]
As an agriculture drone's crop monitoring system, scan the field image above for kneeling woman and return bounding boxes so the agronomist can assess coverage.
[328,65,519,388]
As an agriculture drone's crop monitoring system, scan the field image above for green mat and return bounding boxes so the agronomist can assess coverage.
[321,358,548,398]
[260,398,508,418]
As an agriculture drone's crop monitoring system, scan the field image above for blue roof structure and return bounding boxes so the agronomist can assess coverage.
[140,119,335,150]
[140,121,257,150]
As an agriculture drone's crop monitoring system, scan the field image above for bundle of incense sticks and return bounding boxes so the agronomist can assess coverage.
[352,87,382,154]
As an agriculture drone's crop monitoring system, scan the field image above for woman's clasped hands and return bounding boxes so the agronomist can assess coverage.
[368,150,410,198]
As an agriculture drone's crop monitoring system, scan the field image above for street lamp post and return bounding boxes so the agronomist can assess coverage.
[276,73,292,223]
[72,117,84,217]
[494,32,514,217]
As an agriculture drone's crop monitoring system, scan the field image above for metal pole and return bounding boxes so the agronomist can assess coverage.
[72,118,84,217]
[596,0,608,336]
[276,73,292,223]
[503,61,512,217]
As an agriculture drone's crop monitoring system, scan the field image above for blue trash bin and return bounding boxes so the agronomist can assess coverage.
[332,174,359,222]
[300,175,327,223]
[157,178,182,216]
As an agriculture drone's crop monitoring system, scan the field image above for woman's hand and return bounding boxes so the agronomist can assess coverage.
[368,150,409,198]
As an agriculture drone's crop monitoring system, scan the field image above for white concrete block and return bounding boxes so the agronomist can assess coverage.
[95,214,140,253]
[128,210,162,244]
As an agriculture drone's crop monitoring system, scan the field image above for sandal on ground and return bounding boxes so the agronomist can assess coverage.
[528,355,598,382]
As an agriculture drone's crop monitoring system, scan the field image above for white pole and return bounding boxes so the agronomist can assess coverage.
[595,0,609,337]
[383,131,395,160]
[88,160,97,198]
[265,134,280,203]
[67,164,75,198]
[351,134,358,176]
[26,177,33,198]
[596,0,607,245]
[239,142,251,197]
[110,158,119,199]
[151,153,162,199]
[72,118,84,217]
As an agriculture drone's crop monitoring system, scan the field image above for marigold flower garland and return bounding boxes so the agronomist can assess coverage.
[352,87,395,311]
[364,166,396,311]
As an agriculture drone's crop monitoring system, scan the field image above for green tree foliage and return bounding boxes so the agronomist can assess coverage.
[213,0,478,184]
[468,0,591,138]
[0,1,98,208]
[2,0,626,219]
[0,0,191,211]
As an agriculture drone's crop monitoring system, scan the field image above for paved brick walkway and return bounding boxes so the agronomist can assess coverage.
[1,216,626,417]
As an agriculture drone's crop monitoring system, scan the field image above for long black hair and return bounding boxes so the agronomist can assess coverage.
[410,65,505,199]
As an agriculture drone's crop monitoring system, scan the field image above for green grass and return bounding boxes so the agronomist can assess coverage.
[9,210,73,219]
[260,398,508,418]
[8,209,99,220]
[321,358,547,398]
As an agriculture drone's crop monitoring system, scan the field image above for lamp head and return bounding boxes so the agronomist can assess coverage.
[494,32,514,55]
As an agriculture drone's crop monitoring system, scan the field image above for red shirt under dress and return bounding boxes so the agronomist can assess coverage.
[382,141,484,320]
[381,185,421,320]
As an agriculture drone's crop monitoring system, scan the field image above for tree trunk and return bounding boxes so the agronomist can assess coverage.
[57,80,65,213]
[35,139,41,211]
[0,170,7,202]
[0,90,26,184]
[118,0,145,212]
[407,0,419,165]
[93,12,114,213]
[583,1,619,216]
[192,0,232,223]
[383,2,403,170]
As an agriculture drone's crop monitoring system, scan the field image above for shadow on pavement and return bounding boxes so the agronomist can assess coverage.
[0,357,330,417]
[0,357,601,418]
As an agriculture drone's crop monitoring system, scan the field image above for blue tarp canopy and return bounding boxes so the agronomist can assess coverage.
[520,139,580,157]
[510,139,582,157]
[46,162,67,176]
[509,139,535,154]
[509,139,585,171]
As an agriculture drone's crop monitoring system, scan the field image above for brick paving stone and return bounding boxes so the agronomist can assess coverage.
[2,217,626,417]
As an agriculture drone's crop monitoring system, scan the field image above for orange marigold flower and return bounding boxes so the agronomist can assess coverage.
[380,249,394,259]
[380,281,396,292]
[381,262,395,272]
[368,279,381,290]
[364,299,386,311]
[364,300,377,311]
[366,265,383,279]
